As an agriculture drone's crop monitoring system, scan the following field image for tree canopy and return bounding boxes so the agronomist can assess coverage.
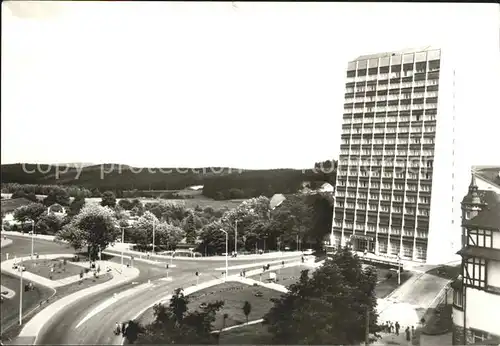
[56,204,119,260]
[13,202,46,224]
[135,288,224,344]
[100,191,117,208]
[263,247,379,345]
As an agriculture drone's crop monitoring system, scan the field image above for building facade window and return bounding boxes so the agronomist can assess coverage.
[467,229,493,248]
[453,288,463,308]
[464,257,486,288]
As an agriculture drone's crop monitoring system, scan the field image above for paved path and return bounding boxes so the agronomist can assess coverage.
[1,254,79,288]
[1,238,13,248]
[211,318,264,334]
[1,284,16,299]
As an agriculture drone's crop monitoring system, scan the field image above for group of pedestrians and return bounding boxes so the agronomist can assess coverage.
[383,321,415,343]
[115,321,128,336]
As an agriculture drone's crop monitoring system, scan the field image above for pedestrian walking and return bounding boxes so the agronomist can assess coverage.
[405,327,411,342]
[411,326,415,339]
[389,322,394,333]
[115,322,120,335]
[395,321,400,335]
[121,322,126,336]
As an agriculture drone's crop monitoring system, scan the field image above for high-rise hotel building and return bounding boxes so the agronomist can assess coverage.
[330,47,469,264]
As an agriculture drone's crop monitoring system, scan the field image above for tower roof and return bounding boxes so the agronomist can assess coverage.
[464,200,500,230]
[462,173,482,205]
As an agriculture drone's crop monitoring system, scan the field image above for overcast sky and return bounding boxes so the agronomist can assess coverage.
[2,2,499,169]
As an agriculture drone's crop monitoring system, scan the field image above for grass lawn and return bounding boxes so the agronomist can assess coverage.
[248,265,313,288]
[0,273,53,336]
[249,264,412,299]
[137,282,283,330]
[21,258,84,281]
[188,282,283,330]
[374,267,413,298]
[0,273,112,341]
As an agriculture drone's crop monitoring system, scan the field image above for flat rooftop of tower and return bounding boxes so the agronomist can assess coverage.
[351,46,440,62]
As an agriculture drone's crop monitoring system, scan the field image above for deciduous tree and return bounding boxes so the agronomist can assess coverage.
[263,247,379,345]
[56,204,119,261]
[13,203,46,224]
[100,191,117,208]
[137,288,224,344]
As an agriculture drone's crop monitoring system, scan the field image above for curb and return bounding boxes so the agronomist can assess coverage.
[1,239,13,248]
[14,264,140,345]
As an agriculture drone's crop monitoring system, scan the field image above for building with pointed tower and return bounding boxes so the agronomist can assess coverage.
[461,174,488,248]
[451,173,500,345]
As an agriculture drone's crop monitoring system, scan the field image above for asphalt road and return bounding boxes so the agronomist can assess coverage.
[37,254,302,345]
[1,235,75,262]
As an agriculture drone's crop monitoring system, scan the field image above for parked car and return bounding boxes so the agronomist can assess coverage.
[254,291,263,297]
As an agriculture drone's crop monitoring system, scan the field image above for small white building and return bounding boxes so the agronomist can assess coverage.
[1,198,34,225]
[47,203,66,217]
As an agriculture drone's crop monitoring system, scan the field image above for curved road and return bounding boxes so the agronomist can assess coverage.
[36,253,301,345]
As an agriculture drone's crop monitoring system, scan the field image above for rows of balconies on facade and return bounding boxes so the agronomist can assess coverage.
[343,103,438,114]
[336,180,432,192]
[335,191,431,204]
[341,137,435,145]
[341,125,436,135]
[337,157,435,167]
[334,201,430,216]
[343,113,436,123]
[339,148,435,156]
[345,91,439,104]
[345,67,439,83]
[345,78,439,93]
[337,171,433,182]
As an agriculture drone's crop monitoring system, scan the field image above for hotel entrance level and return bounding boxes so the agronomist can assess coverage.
[352,235,375,253]
[331,232,428,261]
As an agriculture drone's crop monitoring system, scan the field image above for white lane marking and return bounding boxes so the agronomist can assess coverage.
[214,258,298,271]
[75,283,153,329]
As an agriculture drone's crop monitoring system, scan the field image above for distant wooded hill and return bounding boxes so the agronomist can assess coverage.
[1,161,336,200]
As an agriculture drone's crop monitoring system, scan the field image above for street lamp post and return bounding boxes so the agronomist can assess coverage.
[234,220,238,255]
[397,255,401,285]
[121,226,131,268]
[152,220,156,254]
[30,220,35,259]
[19,258,23,325]
[220,229,228,281]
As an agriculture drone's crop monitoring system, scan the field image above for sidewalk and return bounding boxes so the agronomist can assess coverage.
[14,263,139,344]
[2,231,305,261]
[1,238,13,248]
[1,231,57,243]
[106,246,304,262]
[102,251,177,268]
[1,254,80,288]
[226,261,307,293]
[213,257,310,271]
[376,270,452,344]
[1,285,16,299]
